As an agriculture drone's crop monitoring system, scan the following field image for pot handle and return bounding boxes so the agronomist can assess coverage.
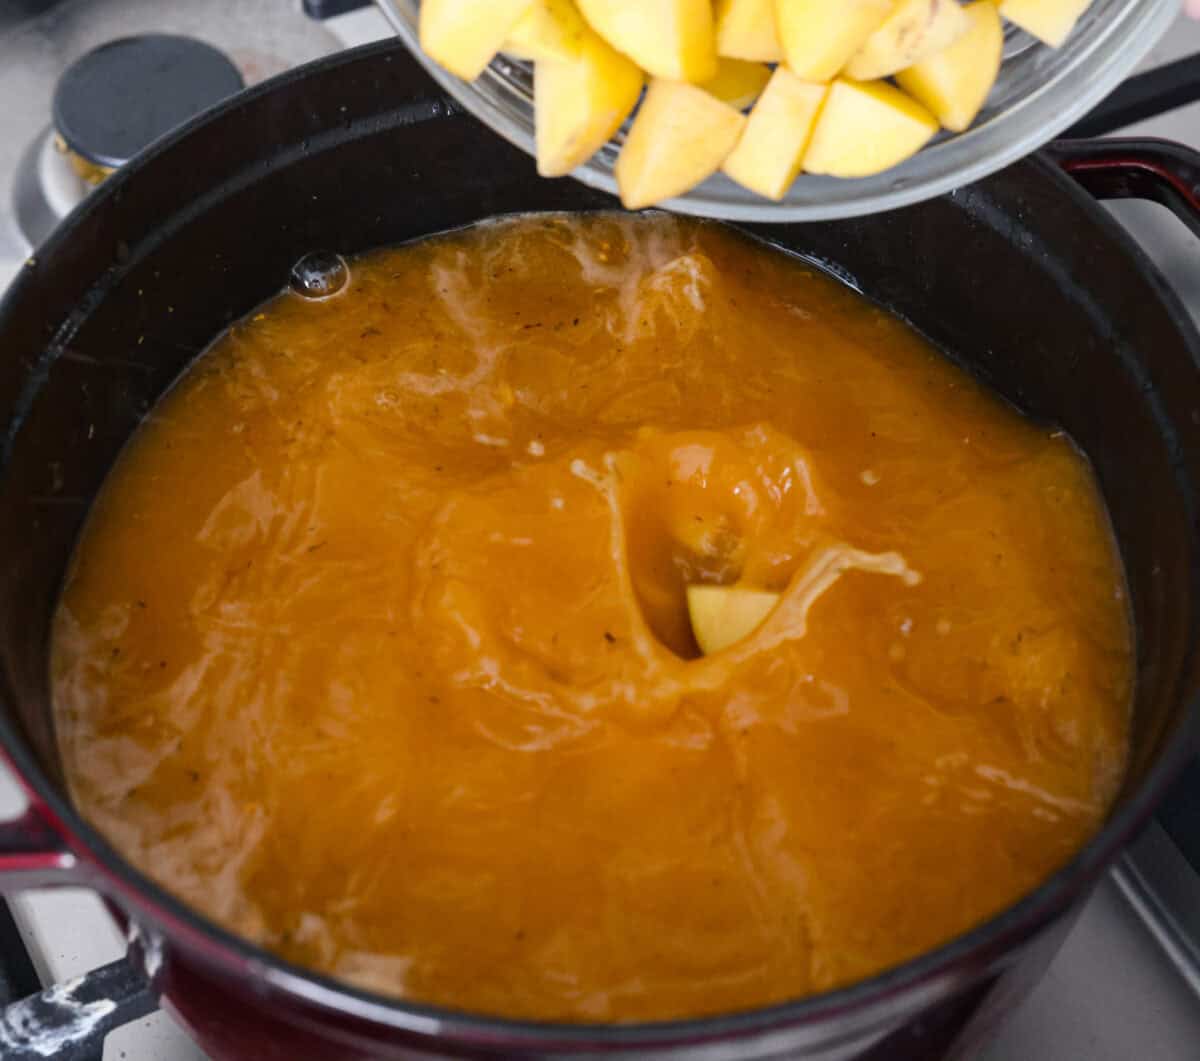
[0,801,79,889]
[0,782,158,1056]
[1043,138,1200,240]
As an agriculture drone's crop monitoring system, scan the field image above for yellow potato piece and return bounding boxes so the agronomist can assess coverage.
[803,79,938,179]
[774,0,893,82]
[687,585,781,655]
[535,32,644,178]
[896,1,1003,132]
[845,0,971,81]
[999,0,1092,47]
[616,80,747,209]
[723,68,828,199]
[577,0,718,81]
[714,0,785,62]
[504,0,590,63]
[698,58,773,110]
[419,0,536,81]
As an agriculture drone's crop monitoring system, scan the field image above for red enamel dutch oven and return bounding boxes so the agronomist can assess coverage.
[0,40,1198,1061]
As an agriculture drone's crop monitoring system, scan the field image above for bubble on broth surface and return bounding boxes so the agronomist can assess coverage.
[289,252,349,300]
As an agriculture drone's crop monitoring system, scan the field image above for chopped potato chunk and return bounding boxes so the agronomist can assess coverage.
[1000,0,1093,47]
[774,0,893,82]
[415,0,1099,202]
[723,68,828,200]
[504,0,590,63]
[845,0,970,81]
[687,585,781,654]
[535,31,643,177]
[897,1,1003,133]
[699,58,773,110]
[714,0,785,62]
[577,0,718,81]
[615,79,747,209]
[803,79,938,179]
[419,0,536,81]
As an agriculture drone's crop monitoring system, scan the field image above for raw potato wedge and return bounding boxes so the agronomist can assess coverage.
[535,31,644,177]
[615,79,747,209]
[999,0,1092,47]
[723,68,828,199]
[803,79,938,178]
[420,0,1088,203]
[687,585,780,654]
[714,0,785,62]
[774,0,893,82]
[845,0,971,81]
[699,58,773,110]
[897,1,1003,132]
[576,0,718,81]
[504,0,590,63]
[420,0,536,81]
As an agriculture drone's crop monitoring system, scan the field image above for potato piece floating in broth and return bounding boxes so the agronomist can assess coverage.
[687,585,781,655]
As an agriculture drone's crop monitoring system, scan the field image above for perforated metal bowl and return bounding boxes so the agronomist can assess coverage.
[373,0,1178,220]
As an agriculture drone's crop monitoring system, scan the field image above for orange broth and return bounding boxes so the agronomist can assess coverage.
[53,214,1131,1022]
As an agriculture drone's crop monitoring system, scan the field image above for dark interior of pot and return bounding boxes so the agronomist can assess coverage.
[0,36,1197,906]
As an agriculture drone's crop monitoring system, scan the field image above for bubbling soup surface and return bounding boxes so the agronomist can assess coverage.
[53,214,1131,1022]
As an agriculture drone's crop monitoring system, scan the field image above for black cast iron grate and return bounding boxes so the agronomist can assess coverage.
[0,899,39,1007]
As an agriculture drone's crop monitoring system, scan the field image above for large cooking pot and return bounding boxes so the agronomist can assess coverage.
[0,40,1198,1061]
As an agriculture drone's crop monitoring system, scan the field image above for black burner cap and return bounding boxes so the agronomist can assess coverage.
[53,34,245,170]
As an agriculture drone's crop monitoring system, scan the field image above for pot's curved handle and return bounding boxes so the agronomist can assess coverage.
[0,781,158,1057]
[1044,138,1200,240]
[0,800,79,889]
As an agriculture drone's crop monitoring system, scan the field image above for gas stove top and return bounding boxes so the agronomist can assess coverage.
[1,4,1200,1060]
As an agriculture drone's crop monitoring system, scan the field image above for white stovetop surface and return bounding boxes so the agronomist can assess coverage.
[2,6,1200,1060]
